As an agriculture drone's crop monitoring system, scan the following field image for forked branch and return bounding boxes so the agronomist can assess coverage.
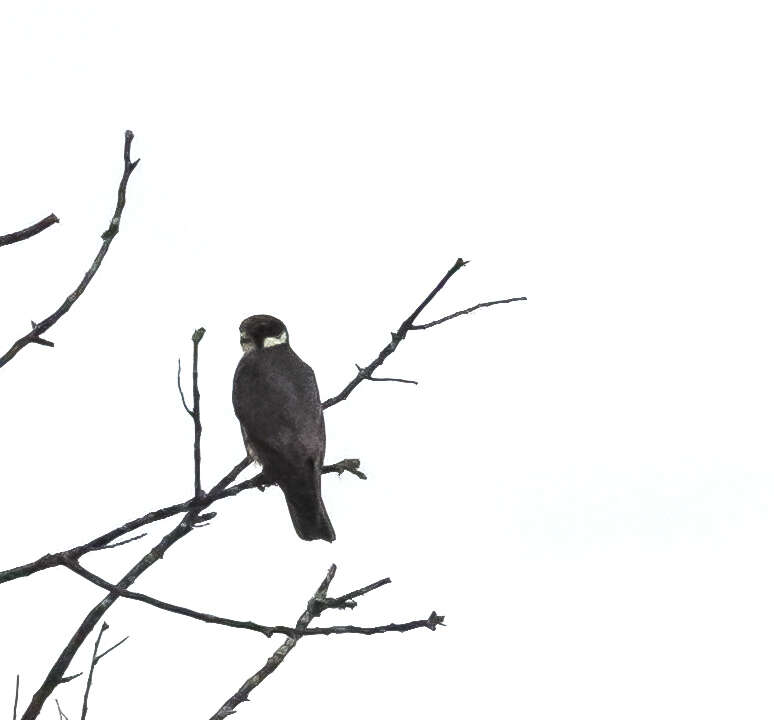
[0,131,139,370]
[323,258,525,408]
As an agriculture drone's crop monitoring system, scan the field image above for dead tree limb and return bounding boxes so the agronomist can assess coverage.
[0,460,363,586]
[0,131,139,369]
[207,565,337,719]
[79,622,107,720]
[208,565,441,718]
[18,455,247,720]
[322,258,526,409]
[0,214,59,248]
[13,674,19,720]
[63,559,440,639]
[8,258,519,718]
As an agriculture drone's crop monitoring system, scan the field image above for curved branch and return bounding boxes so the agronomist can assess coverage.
[0,214,59,248]
[65,560,438,639]
[0,459,363,586]
[410,296,527,329]
[0,131,139,370]
[19,455,248,720]
[323,258,525,409]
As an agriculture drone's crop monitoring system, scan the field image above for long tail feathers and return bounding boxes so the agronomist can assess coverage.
[281,482,336,543]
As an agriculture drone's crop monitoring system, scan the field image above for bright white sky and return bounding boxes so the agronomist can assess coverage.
[1,2,773,719]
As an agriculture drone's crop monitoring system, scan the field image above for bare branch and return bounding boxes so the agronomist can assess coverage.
[208,565,337,719]
[191,328,205,498]
[325,577,391,608]
[18,455,249,720]
[323,259,524,408]
[176,359,193,416]
[355,364,418,385]
[54,699,69,720]
[0,131,139,370]
[100,533,147,550]
[0,459,365,586]
[13,674,19,720]
[94,635,129,664]
[64,560,435,639]
[0,214,59,248]
[208,567,442,718]
[79,623,108,720]
[410,296,527,330]
[322,258,467,409]
[322,457,367,480]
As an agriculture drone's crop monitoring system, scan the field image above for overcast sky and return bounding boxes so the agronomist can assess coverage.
[1,2,773,719]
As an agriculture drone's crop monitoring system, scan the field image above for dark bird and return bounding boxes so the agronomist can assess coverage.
[232,314,335,542]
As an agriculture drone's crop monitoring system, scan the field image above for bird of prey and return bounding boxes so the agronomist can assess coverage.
[232,314,335,542]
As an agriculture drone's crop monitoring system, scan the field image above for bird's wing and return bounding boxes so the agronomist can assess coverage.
[233,348,324,468]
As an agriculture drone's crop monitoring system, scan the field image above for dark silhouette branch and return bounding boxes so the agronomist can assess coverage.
[77,623,127,720]
[13,674,19,720]
[355,364,418,385]
[410,296,527,329]
[0,131,139,370]
[208,565,337,720]
[18,456,248,720]
[208,566,441,718]
[100,533,147,550]
[64,559,440,639]
[0,214,59,248]
[0,459,363,586]
[55,699,69,720]
[323,258,524,409]
[177,359,193,416]
[79,622,107,720]
[191,328,205,497]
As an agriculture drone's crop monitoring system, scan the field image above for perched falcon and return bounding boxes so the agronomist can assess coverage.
[232,314,335,542]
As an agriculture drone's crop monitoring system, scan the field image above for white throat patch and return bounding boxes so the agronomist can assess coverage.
[263,330,288,349]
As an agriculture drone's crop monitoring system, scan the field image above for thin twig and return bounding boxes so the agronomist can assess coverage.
[79,623,108,720]
[95,635,129,663]
[100,533,147,550]
[13,674,19,720]
[355,364,418,385]
[326,577,392,608]
[208,565,337,720]
[64,560,435,638]
[323,258,524,408]
[0,459,363,586]
[19,458,247,720]
[54,699,69,720]
[176,359,193,416]
[0,132,139,369]
[410,296,527,329]
[191,328,205,498]
[0,214,59,248]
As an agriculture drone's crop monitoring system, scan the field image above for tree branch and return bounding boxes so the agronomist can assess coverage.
[55,699,69,720]
[13,674,19,720]
[207,565,337,719]
[0,214,59,248]
[0,459,363,586]
[207,566,443,718]
[177,359,193,416]
[191,328,205,498]
[410,296,527,330]
[64,559,439,639]
[79,622,108,720]
[0,131,139,370]
[322,258,524,409]
[18,457,246,720]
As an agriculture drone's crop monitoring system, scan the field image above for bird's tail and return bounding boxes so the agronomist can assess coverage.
[281,475,336,543]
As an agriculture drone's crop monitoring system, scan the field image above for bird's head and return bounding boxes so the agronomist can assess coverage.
[239,315,288,353]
